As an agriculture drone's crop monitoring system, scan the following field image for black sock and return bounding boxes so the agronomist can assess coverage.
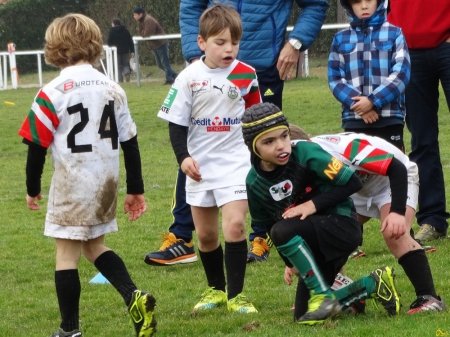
[294,278,309,321]
[398,249,437,298]
[225,240,247,300]
[199,245,226,292]
[55,269,80,332]
[94,250,137,306]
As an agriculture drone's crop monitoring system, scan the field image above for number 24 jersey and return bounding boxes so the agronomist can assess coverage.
[19,64,137,226]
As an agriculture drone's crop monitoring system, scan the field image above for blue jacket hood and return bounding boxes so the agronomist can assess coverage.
[340,0,387,30]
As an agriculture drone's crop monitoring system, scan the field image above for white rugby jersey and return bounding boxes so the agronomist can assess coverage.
[158,57,261,192]
[292,132,417,196]
[19,64,137,226]
[309,133,414,172]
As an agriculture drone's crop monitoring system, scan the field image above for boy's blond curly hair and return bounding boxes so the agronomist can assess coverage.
[44,13,103,68]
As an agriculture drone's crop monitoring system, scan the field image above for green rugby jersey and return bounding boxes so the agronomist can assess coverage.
[246,141,356,230]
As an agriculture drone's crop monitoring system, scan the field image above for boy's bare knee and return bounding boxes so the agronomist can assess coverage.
[223,220,246,241]
[82,241,108,263]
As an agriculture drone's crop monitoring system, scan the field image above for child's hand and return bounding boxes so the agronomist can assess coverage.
[124,194,146,221]
[282,200,316,220]
[351,96,374,114]
[284,266,299,285]
[360,109,379,124]
[381,212,406,240]
[26,193,41,210]
[181,157,202,182]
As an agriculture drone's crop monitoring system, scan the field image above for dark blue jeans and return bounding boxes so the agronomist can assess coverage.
[168,166,195,241]
[153,43,178,82]
[406,40,450,232]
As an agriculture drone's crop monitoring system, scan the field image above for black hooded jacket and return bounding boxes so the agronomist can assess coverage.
[107,25,134,55]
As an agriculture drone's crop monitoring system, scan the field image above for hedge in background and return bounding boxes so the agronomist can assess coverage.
[0,0,93,73]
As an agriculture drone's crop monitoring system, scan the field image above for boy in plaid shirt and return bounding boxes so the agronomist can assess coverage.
[328,0,410,152]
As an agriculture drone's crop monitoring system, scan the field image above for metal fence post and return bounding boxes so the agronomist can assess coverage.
[134,39,141,87]
[37,53,43,87]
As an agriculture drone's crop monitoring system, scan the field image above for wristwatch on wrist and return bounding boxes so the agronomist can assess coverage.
[289,38,302,51]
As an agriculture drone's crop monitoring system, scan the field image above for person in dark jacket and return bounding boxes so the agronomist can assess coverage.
[133,7,178,85]
[107,19,134,82]
[388,0,450,243]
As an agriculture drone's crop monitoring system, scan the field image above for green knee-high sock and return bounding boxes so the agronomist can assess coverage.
[333,275,375,310]
[277,236,332,297]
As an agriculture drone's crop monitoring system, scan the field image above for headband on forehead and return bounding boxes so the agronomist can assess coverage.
[251,125,290,157]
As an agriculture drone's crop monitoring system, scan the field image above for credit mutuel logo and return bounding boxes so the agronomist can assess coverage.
[190,116,241,132]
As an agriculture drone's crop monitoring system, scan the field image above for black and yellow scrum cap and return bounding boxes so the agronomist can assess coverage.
[241,102,289,156]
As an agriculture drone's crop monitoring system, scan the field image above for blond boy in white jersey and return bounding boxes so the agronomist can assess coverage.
[19,14,156,337]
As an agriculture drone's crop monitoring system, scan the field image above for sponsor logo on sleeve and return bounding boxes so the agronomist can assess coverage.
[161,87,178,114]
[324,157,344,180]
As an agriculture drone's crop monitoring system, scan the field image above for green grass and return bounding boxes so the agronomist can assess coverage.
[0,66,449,337]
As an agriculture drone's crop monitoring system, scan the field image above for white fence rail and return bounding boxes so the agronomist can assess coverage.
[0,45,118,90]
[0,23,349,90]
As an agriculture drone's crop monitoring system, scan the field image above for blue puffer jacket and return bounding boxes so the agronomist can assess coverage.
[180,0,329,73]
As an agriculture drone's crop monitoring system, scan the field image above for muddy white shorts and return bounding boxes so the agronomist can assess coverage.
[44,220,118,241]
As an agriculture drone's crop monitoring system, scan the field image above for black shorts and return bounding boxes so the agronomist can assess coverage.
[270,214,361,320]
[270,214,361,265]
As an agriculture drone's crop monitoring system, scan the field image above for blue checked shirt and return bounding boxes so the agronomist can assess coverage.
[328,3,410,127]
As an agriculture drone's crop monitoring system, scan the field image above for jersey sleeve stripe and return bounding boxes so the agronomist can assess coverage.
[33,103,56,132]
[249,85,259,93]
[36,90,59,128]
[36,90,56,113]
[358,152,393,175]
[18,110,53,148]
[18,117,41,146]
[227,73,257,80]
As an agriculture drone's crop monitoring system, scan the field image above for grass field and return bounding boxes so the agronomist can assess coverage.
[0,64,449,337]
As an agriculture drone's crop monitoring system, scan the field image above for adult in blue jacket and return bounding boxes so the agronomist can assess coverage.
[181,0,329,109]
[144,0,329,267]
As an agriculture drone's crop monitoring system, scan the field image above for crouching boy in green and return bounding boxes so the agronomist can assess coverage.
[242,102,401,324]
